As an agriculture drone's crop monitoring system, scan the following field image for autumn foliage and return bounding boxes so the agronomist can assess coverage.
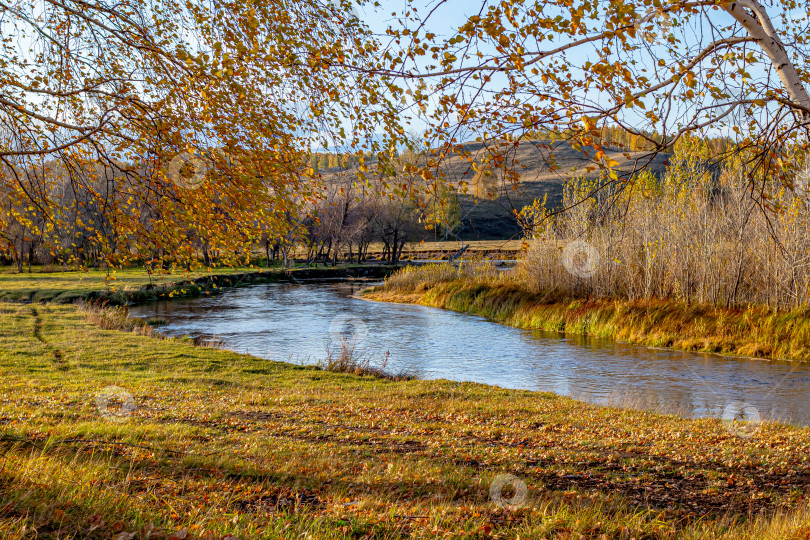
[0,0,406,270]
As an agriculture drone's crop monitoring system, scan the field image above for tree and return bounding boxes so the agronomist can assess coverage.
[9,0,810,272]
[366,0,810,215]
[374,195,421,265]
[426,184,462,240]
[0,0,406,270]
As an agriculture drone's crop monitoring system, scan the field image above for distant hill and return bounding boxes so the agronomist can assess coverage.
[324,139,669,241]
[441,139,669,240]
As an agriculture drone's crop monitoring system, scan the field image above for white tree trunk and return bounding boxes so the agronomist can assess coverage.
[723,0,810,115]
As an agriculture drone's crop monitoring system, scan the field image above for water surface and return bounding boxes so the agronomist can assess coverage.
[130,282,810,426]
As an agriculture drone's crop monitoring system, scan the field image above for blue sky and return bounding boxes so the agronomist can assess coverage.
[341,0,806,148]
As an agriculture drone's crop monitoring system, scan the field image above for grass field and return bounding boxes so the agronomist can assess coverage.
[444,140,669,240]
[0,267,257,303]
[3,270,810,538]
[366,240,523,259]
[3,303,810,539]
[323,140,669,241]
[367,265,810,363]
[0,265,392,305]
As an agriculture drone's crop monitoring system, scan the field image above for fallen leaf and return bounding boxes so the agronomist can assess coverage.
[169,528,189,540]
[86,514,105,532]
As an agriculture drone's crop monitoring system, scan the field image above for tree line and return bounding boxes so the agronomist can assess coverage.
[0,153,463,270]
[519,137,810,310]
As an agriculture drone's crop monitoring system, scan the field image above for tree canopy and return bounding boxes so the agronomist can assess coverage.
[2,0,809,268]
[0,0,404,268]
[372,0,810,208]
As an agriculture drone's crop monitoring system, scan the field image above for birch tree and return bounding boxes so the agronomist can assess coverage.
[371,0,810,207]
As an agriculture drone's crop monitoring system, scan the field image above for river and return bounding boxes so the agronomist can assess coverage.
[130,281,810,426]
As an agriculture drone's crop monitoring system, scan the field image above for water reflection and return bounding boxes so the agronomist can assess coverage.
[130,282,810,426]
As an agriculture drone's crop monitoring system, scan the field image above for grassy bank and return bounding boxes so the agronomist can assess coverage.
[3,303,810,538]
[0,265,392,305]
[365,265,810,362]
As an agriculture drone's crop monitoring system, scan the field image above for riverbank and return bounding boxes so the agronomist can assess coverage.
[0,265,393,305]
[2,302,810,539]
[364,267,810,363]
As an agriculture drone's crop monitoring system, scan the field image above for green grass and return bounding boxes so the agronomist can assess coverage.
[368,266,810,362]
[0,264,392,305]
[2,303,810,538]
[0,266,258,304]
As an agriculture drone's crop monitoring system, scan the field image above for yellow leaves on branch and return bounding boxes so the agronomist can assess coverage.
[1,0,412,270]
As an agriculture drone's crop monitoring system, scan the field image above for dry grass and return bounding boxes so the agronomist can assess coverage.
[518,160,810,310]
[369,264,810,362]
[320,338,414,381]
[77,302,157,335]
[383,260,505,292]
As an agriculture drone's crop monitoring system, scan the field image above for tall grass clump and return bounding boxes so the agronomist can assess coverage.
[78,302,156,336]
[383,260,506,293]
[519,138,810,310]
[320,338,415,380]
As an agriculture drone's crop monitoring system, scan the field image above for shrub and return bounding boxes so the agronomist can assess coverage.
[517,159,810,309]
[383,261,506,293]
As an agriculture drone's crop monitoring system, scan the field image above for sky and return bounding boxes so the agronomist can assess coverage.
[343,0,810,148]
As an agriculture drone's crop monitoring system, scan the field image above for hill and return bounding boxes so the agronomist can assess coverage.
[441,139,669,240]
[324,139,669,241]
